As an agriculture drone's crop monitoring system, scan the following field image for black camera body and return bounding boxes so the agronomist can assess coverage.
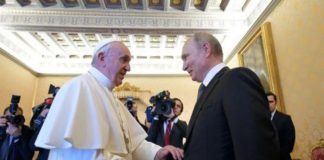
[150,90,175,116]
[0,95,25,139]
[5,95,25,126]
[125,97,137,117]
[125,97,134,111]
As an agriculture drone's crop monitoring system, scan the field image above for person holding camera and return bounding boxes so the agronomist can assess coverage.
[125,98,148,132]
[0,104,34,160]
[146,96,187,150]
[35,39,183,160]
[29,97,54,160]
[28,85,59,160]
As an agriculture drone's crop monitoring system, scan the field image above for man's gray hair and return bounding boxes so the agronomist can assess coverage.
[192,32,223,59]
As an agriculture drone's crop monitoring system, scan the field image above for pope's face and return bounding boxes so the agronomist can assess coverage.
[104,43,131,86]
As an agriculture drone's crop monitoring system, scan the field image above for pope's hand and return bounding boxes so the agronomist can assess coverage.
[155,145,184,160]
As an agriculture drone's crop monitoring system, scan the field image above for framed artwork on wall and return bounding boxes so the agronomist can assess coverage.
[238,22,285,112]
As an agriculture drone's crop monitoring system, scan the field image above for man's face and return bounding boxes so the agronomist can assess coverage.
[173,100,183,116]
[103,43,131,86]
[181,39,206,82]
[267,95,276,112]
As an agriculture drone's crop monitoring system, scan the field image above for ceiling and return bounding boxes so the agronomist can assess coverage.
[0,0,277,76]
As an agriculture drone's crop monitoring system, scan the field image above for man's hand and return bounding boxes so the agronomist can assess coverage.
[40,108,50,118]
[155,145,184,160]
[0,117,7,127]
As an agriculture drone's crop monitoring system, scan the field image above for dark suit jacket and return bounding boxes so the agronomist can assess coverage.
[146,118,187,148]
[272,111,295,160]
[0,125,34,160]
[184,67,280,160]
[29,125,49,160]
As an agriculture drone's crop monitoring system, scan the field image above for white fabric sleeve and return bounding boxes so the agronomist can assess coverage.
[132,140,161,160]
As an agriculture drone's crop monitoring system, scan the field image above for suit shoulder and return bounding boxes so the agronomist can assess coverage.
[226,67,257,76]
[275,111,293,121]
[178,119,188,125]
[222,67,260,84]
[276,111,291,117]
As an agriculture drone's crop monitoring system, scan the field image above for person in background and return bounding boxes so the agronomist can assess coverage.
[125,97,148,132]
[267,92,295,160]
[181,32,280,160]
[146,97,187,148]
[29,97,54,160]
[144,105,155,129]
[0,106,34,160]
[35,39,183,160]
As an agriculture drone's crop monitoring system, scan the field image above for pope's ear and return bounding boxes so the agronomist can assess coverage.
[97,52,105,62]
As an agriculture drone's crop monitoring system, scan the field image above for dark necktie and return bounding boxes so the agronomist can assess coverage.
[197,83,206,100]
[164,119,172,145]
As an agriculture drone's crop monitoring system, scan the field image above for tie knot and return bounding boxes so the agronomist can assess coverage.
[197,84,206,99]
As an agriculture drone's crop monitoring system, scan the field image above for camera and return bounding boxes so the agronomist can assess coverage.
[48,84,60,98]
[32,84,58,116]
[125,96,137,117]
[4,95,25,127]
[149,90,175,116]
[125,97,134,111]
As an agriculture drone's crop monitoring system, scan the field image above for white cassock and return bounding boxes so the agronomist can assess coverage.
[35,67,161,160]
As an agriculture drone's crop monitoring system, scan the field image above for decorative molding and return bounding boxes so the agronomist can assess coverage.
[0,10,244,30]
[113,82,152,106]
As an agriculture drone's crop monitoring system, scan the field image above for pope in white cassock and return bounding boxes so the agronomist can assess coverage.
[35,39,184,160]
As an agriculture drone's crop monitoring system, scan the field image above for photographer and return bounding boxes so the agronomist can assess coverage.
[29,84,59,160]
[146,91,187,151]
[125,97,148,132]
[0,95,34,160]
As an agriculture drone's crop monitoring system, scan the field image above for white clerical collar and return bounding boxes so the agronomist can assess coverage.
[202,63,226,87]
[88,67,114,90]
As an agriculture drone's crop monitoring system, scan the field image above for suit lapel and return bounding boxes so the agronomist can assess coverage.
[185,67,229,147]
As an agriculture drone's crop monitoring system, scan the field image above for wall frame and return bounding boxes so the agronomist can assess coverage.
[238,22,285,112]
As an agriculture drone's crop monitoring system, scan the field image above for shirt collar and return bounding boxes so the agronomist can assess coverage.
[271,110,276,120]
[202,63,226,87]
[88,67,114,90]
[164,117,179,125]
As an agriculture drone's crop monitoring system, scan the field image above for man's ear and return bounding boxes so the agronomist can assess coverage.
[97,52,105,62]
[202,42,212,58]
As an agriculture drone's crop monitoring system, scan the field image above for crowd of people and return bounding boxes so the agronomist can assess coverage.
[0,32,297,160]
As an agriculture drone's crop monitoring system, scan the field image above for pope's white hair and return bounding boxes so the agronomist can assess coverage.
[91,38,119,66]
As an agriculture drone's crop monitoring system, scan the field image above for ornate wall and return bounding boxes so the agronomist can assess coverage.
[230,0,324,159]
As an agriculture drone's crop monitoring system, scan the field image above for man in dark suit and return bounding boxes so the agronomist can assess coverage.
[0,107,34,160]
[147,98,187,149]
[181,32,280,160]
[267,92,295,160]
